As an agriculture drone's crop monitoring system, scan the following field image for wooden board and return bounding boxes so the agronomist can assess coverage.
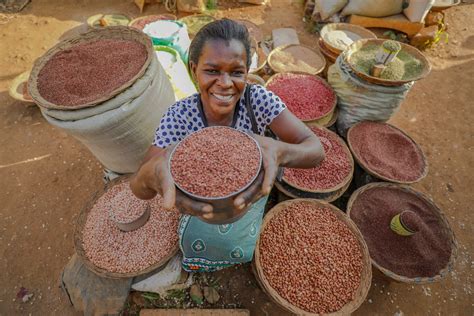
[140,309,250,316]
[348,14,423,38]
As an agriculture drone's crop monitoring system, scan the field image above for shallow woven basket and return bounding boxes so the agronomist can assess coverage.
[320,23,377,56]
[246,73,266,86]
[86,13,132,28]
[249,36,268,75]
[179,14,216,38]
[276,126,354,202]
[128,14,177,30]
[235,19,264,43]
[265,72,337,126]
[268,44,326,76]
[28,26,154,110]
[74,176,179,279]
[255,199,372,315]
[347,121,428,184]
[345,38,431,86]
[346,182,458,284]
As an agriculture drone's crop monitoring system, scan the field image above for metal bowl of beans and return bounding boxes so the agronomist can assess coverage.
[169,126,263,225]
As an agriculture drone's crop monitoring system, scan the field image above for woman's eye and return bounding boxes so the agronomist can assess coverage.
[205,69,219,74]
[232,71,244,77]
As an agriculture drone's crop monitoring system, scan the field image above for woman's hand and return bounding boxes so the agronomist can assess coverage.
[233,135,282,209]
[130,146,214,217]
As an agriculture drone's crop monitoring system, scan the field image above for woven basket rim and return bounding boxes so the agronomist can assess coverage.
[347,121,429,184]
[265,72,337,121]
[255,198,372,315]
[275,172,352,202]
[235,18,264,43]
[73,176,179,279]
[346,182,458,284]
[86,13,132,28]
[268,44,326,76]
[8,71,33,103]
[28,26,154,110]
[345,38,431,86]
[178,14,216,36]
[129,14,178,29]
[318,37,339,63]
[281,126,354,194]
[320,23,377,55]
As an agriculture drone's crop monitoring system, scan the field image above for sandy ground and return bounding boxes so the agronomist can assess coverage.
[0,0,473,315]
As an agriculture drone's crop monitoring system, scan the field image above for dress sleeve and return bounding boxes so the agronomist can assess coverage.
[152,104,188,148]
[250,85,287,133]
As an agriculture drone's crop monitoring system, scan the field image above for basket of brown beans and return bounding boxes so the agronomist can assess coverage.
[347,121,428,184]
[28,26,154,110]
[255,199,372,315]
[347,182,457,284]
[276,126,354,202]
[169,126,263,225]
[74,177,180,278]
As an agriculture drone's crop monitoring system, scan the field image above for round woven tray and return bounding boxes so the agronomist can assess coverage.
[235,19,264,43]
[268,44,326,76]
[246,73,266,86]
[347,121,428,184]
[320,23,377,56]
[87,13,131,28]
[129,14,177,30]
[28,26,154,110]
[249,36,268,74]
[318,37,339,63]
[432,0,460,11]
[276,126,354,202]
[9,71,33,103]
[255,199,372,315]
[265,72,337,125]
[346,182,458,284]
[345,38,431,86]
[179,14,216,38]
[74,176,179,279]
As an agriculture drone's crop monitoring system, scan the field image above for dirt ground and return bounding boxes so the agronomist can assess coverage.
[0,0,473,315]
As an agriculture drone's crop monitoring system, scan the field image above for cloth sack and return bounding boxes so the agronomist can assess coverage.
[341,0,404,17]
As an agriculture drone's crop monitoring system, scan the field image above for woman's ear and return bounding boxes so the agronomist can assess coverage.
[189,60,197,83]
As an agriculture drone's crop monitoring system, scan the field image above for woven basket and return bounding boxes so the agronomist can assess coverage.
[276,126,354,202]
[179,14,216,38]
[28,26,154,110]
[347,121,428,184]
[268,44,326,76]
[345,38,431,87]
[265,72,337,126]
[8,71,33,103]
[250,36,268,75]
[87,14,132,28]
[235,19,264,43]
[246,73,266,86]
[129,14,177,30]
[74,176,179,279]
[346,182,458,284]
[320,23,377,56]
[255,199,372,315]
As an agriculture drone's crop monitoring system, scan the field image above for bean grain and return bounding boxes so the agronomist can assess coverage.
[259,201,363,314]
[82,181,180,274]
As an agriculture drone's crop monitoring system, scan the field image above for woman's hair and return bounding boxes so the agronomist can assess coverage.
[188,18,251,69]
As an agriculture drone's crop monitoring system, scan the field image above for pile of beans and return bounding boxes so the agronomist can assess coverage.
[259,201,363,314]
[38,39,147,107]
[283,127,352,190]
[108,189,148,224]
[266,73,335,121]
[349,121,425,182]
[170,127,261,198]
[82,181,179,274]
[350,186,452,278]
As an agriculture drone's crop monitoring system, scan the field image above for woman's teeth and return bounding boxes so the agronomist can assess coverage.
[212,94,233,102]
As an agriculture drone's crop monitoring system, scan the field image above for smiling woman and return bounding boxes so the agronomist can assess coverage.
[131,18,325,272]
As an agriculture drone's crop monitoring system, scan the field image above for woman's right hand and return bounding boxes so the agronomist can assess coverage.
[130,146,214,218]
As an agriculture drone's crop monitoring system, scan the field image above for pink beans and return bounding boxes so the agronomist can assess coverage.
[109,189,148,223]
[170,127,261,198]
[259,201,363,314]
[82,182,180,274]
[37,39,147,107]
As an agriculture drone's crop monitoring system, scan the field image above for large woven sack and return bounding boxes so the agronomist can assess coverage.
[177,0,206,13]
[328,54,413,137]
[41,55,176,174]
[341,0,404,17]
[316,0,348,20]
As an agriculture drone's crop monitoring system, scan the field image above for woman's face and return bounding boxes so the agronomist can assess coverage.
[190,39,248,119]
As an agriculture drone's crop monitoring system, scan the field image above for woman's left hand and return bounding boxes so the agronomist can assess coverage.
[233,134,281,209]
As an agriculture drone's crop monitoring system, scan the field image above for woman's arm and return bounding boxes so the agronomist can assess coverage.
[234,109,324,207]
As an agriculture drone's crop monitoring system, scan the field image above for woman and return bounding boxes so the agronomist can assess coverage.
[131,19,325,272]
